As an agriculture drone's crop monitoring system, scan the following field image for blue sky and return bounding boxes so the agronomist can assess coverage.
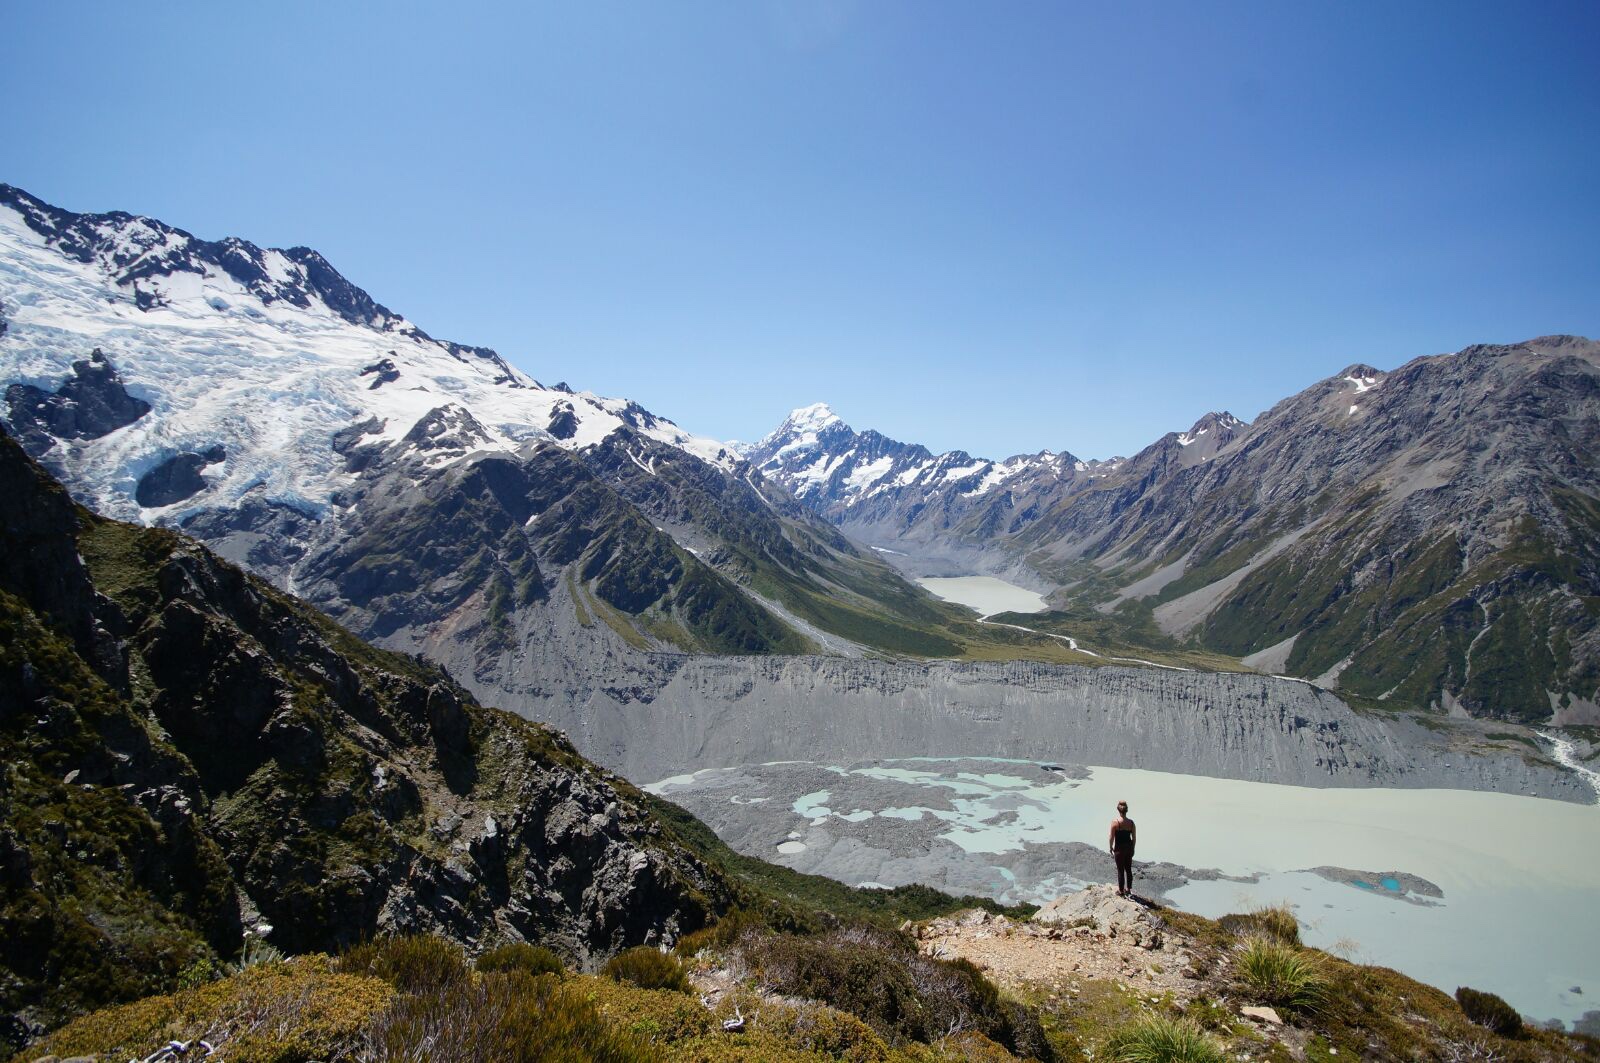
[4,2,1597,459]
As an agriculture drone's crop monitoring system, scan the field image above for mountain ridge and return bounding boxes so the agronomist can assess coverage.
[752,338,1600,721]
[5,182,1597,723]
[0,423,736,1042]
[0,183,977,667]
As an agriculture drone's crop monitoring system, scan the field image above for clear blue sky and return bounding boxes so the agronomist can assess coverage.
[4,2,1597,459]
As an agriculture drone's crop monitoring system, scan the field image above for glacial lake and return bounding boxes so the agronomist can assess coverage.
[649,758,1600,1027]
[917,575,1048,615]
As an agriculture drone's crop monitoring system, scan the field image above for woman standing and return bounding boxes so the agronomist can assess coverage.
[1108,800,1136,897]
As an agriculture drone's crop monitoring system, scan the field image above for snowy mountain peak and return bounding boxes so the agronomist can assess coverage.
[779,402,845,435]
[1170,411,1249,464]
[748,401,1091,524]
[1180,411,1248,441]
[0,184,742,525]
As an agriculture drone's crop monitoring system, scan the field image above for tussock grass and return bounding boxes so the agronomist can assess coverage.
[1235,936,1327,1013]
[1102,1014,1227,1063]
[1217,902,1301,946]
[1248,902,1301,946]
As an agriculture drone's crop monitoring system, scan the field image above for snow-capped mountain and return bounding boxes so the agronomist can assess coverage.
[753,402,1093,507]
[748,402,1133,577]
[0,184,942,682]
[752,340,1600,723]
[0,183,739,526]
[6,183,1597,725]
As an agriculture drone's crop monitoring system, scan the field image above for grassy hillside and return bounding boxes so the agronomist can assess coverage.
[18,902,1599,1063]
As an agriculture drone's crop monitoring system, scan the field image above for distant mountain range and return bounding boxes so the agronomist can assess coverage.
[745,403,1246,579]
[3,183,1596,724]
[752,339,1600,723]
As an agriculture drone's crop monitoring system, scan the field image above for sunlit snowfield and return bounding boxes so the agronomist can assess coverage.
[651,758,1600,1026]
[916,575,1049,615]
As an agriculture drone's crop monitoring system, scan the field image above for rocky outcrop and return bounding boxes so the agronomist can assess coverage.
[1035,885,1166,948]
[4,349,150,451]
[0,429,734,1046]
[134,445,225,508]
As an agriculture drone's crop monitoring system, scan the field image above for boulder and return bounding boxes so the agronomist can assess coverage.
[1033,884,1165,949]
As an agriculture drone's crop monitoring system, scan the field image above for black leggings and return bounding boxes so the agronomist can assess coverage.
[1114,848,1134,894]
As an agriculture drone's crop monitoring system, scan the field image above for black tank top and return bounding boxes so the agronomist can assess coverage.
[1113,825,1134,850]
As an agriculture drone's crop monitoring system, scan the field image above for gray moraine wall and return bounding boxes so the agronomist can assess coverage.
[441,642,1590,802]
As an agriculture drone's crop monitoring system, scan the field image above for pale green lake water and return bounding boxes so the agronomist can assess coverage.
[656,758,1600,1025]
[916,575,1048,615]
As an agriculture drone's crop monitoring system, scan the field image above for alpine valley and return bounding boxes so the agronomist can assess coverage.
[5,183,1600,1051]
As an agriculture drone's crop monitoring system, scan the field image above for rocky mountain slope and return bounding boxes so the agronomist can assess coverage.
[0,183,968,667]
[754,340,1600,723]
[0,426,737,1043]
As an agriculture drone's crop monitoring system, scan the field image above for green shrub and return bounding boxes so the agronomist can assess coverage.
[1235,937,1326,1012]
[1455,986,1523,1037]
[476,941,567,978]
[741,928,1055,1060]
[582,975,717,1044]
[601,946,691,993]
[337,933,471,994]
[674,906,764,956]
[1102,1014,1227,1063]
[362,970,648,1062]
[25,957,394,1063]
[176,956,221,989]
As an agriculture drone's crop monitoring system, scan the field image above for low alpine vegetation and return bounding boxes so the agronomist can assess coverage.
[601,946,691,993]
[1102,1014,1227,1063]
[362,969,645,1063]
[336,935,471,996]
[19,957,395,1063]
[475,941,567,978]
[1235,936,1327,1013]
[739,926,1056,1060]
[1456,985,1524,1038]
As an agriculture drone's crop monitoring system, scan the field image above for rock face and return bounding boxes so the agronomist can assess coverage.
[4,348,150,451]
[0,428,733,1046]
[134,444,225,508]
[1035,885,1165,949]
